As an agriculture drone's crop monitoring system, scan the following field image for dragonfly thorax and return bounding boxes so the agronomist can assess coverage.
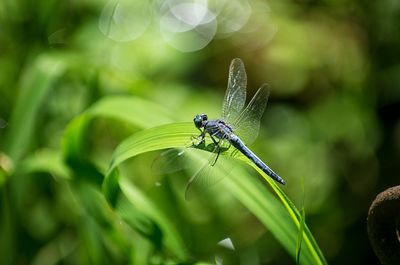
[204,119,234,140]
[193,113,208,129]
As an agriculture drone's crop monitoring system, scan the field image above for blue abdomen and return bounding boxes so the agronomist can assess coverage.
[230,136,285,185]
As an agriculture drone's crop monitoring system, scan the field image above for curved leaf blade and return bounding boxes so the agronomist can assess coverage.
[104,122,327,265]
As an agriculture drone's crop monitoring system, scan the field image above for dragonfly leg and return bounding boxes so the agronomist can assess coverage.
[209,135,221,166]
[192,130,206,147]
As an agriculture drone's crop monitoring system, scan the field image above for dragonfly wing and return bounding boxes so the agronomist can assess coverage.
[221,58,247,124]
[232,84,269,145]
[185,159,215,200]
[184,142,233,200]
[153,146,226,200]
[152,138,203,174]
[151,148,189,174]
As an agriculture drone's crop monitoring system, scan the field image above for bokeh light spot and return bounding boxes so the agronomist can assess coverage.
[99,0,151,42]
[159,2,217,52]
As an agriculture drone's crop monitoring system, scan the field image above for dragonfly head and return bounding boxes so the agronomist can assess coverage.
[194,114,208,128]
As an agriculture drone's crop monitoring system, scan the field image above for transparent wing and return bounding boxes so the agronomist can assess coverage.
[231,84,269,145]
[221,58,247,124]
[151,148,188,174]
[153,142,234,200]
[184,149,233,200]
[151,138,205,174]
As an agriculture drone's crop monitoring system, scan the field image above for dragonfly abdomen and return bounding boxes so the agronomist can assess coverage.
[230,136,286,185]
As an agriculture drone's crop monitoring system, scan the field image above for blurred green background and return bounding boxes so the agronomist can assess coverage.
[1,0,399,264]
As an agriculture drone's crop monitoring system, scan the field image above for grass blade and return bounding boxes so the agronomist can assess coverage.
[62,95,326,264]
[104,122,327,265]
[4,54,66,162]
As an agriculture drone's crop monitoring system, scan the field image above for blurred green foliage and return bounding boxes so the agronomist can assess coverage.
[1,0,399,264]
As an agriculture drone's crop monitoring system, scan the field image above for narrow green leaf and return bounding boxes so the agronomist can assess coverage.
[18,149,71,179]
[119,177,188,260]
[104,122,327,265]
[108,122,195,173]
[62,95,326,264]
[251,164,327,265]
[296,177,306,264]
[63,95,175,161]
[62,96,190,261]
[4,54,66,162]
[87,96,174,129]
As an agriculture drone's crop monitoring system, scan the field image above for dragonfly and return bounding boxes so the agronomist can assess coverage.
[191,58,285,187]
[155,58,285,198]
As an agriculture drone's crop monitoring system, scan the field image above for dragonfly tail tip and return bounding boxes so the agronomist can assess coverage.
[277,177,286,185]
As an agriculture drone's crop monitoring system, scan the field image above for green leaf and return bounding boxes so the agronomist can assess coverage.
[104,122,327,265]
[18,149,71,179]
[62,95,326,264]
[87,95,174,129]
[4,54,66,162]
[62,96,190,261]
[107,122,194,175]
[296,177,306,264]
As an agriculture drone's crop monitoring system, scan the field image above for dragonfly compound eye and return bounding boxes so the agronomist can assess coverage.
[194,114,205,128]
